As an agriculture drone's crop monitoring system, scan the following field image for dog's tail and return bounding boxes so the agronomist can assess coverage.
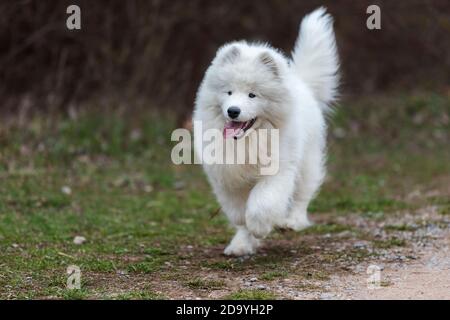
[291,7,339,111]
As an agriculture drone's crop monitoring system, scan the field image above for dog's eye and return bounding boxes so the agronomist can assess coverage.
[227,91,232,96]
[248,93,256,98]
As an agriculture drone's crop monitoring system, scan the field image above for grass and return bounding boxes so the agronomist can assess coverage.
[438,205,450,215]
[185,278,226,290]
[380,280,393,287]
[61,289,90,300]
[384,224,417,232]
[201,261,239,271]
[260,271,289,281]
[373,238,407,249]
[0,92,449,299]
[225,289,277,300]
[300,223,355,235]
[305,271,331,281]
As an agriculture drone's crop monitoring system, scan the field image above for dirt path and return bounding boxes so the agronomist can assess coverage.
[145,205,450,300]
[327,235,450,299]
[285,206,450,300]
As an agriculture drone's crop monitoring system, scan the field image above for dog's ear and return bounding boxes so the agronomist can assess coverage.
[259,52,279,77]
[218,46,241,65]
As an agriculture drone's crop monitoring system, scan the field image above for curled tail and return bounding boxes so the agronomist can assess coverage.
[291,7,339,110]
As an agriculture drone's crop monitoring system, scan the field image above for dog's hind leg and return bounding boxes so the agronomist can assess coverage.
[284,142,325,231]
[224,226,261,256]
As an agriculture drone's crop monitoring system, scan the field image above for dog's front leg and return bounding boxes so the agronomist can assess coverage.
[245,166,297,238]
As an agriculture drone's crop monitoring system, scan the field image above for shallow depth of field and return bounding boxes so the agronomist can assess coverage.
[0,92,448,299]
[1,1,449,299]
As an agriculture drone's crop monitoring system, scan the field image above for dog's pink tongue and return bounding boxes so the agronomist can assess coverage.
[223,121,244,139]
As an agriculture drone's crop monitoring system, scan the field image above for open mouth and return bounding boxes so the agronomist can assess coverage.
[223,118,257,139]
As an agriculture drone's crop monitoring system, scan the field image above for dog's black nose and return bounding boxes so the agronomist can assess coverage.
[227,106,241,119]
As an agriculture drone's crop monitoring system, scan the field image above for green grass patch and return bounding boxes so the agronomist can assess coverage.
[305,270,331,281]
[260,271,289,281]
[61,289,90,300]
[201,261,244,271]
[373,238,407,249]
[300,223,354,235]
[437,204,450,215]
[384,224,417,232]
[127,260,165,274]
[380,280,393,287]
[184,278,226,290]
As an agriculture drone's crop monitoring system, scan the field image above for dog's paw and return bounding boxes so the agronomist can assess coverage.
[282,214,312,231]
[224,227,261,256]
[224,240,257,256]
[246,213,272,239]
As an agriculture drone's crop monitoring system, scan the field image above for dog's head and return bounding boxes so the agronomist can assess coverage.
[201,42,290,139]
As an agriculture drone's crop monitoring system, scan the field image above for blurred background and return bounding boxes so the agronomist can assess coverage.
[1,0,449,119]
[0,0,449,299]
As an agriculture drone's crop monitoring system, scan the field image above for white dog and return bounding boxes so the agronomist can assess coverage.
[193,7,339,256]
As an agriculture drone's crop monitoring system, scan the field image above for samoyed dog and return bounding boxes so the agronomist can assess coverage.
[193,7,339,256]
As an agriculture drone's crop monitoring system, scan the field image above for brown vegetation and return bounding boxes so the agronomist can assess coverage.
[1,0,449,117]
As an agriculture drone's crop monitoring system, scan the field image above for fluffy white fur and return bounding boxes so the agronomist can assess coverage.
[193,7,339,256]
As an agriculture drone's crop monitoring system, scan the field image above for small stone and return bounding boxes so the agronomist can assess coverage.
[256,284,267,290]
[73,236,86,245]
[130,129,142,141]
[249,277,258,282]
[353,242,367,249]
[320,293,335,300]
[61,186,72,195]
[174,180,186,190]
[144,185,154,193]
[113,177,129,188]
[12,243,19,248]
[338,230,351,237]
